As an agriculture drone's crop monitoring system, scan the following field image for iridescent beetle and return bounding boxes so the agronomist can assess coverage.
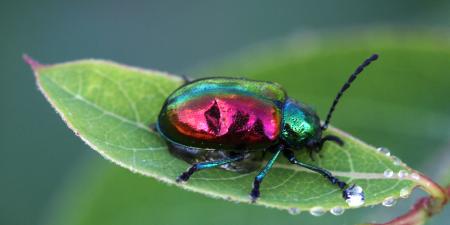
[155,54,378,205]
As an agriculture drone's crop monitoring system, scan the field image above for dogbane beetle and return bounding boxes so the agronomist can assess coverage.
[155,54,378,205]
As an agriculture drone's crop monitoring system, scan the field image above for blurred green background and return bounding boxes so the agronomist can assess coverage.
[1,1,450,225]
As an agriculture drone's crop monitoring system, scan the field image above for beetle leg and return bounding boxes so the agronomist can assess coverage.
[283,149,347,189]
[306,135,343,160]
[176,155,245,183]
[320,135,344,147]
[250,144,284,203]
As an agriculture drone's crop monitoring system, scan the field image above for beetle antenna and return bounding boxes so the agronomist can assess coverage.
[321,54,379,130]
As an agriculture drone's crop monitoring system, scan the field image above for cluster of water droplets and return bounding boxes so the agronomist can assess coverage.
[377,147,406,166]
[375,146,420,208]
[288,206,347,216]
[303,206,346,216]
[376,147,419,180]
[291,146,420,216]
[379,186,412,208]
[289,206,346,216]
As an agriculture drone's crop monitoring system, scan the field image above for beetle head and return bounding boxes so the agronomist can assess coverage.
[281,54,379,151]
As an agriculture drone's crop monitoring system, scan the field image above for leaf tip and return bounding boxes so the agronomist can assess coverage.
[23,54,45,72]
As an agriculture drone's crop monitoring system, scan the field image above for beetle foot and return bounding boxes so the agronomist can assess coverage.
[250,190,260,203]
[342,184,365,207]
[175,176,185,183]
[176,164,199,183]
[250,180,261,203]
[176,166,196,183]
[176,173,189,183]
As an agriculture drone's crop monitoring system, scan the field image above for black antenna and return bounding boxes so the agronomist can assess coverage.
[321,54,379,130]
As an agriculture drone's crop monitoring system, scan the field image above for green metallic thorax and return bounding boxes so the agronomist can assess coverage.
[280,99,322,148]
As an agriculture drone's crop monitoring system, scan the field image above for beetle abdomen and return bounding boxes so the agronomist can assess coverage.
[157,78,286,151]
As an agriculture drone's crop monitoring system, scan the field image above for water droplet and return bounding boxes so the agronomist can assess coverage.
[377,147,391,156]
[330,206,345,216]
[391,156,402,166]
[309,207,325,216]
[382,197,397,207]
[343,184,365,207]
[384,169,394,178]
[411,172,420,180]
[288,207,301,215]
[400,188,411,198]
[398,170,409,179]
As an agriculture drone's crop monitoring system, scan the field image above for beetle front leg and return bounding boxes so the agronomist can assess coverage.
[283,149,347,189]
[320,135,344,147]
[176,155,245,183]
[250,144,284,203]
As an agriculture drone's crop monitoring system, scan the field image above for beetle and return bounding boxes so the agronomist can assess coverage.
[155,54,378,205]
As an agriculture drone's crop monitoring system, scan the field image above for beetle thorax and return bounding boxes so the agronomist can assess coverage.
[280,99,322,148]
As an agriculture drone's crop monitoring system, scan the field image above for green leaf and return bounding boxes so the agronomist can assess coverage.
[26,54,428,212]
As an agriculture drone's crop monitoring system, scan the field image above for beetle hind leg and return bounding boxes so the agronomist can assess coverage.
[176,155,245,183]
[284,149,347,189]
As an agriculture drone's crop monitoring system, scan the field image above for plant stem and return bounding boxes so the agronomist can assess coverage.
[362,170,449,225]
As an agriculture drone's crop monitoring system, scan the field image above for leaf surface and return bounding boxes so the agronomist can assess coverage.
[27,55,426,212]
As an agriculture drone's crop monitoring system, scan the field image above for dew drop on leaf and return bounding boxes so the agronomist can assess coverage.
[309,207,325,216]
[343,185,365,207]
[377,147,391,156]
[382,197,397,207]
[391,156,402,166]
[288,207,301,215]
[330,206,345,216]
[399,187,411,198]
[410,172,420,180]
[383,169,394,178]
[398,170,409,179]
